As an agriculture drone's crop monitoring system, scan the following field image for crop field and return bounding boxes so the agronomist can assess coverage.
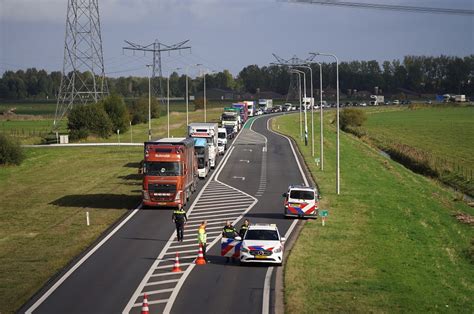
[0,101,57,116]
[0,146,142,312]
[275,111,474,312]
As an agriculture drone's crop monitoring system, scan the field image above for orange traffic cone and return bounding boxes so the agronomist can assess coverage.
[141,293,149,314]
[171,252,182,272]
[195,243,207,265]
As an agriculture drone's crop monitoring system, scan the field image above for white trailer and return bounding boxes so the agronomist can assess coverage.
[258,99,273,112]
[244,101,255,117]
[188,123,219,168]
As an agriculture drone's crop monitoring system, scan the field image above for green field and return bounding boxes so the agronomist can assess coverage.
[363,105,474,171]
[0,146,142,313]
[0,101,57,116]
[274,112,474,312]
[0,100,232,145]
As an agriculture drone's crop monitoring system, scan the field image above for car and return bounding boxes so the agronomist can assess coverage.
[283,103,292,112]
[290,105,296,111]
[393,100,400,105]
[283,185,320,218]
[239,223,285,265]
[255,108,263,116]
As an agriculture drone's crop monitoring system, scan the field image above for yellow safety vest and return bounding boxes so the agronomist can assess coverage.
[198,226,207,244]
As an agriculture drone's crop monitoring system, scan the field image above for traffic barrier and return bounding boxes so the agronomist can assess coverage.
[141,293,149,314]
[195,243,207,265]
[171,252,182,272]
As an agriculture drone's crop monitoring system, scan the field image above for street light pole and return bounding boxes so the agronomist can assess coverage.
[167,74,170,137]
[294,65,312,149]
[204,71,207,122]
[185,67,189,126]
[311,52,340,194]
[291,69,307,144]
[317,62,324,171]
[290,70,302,139]
[146,64,152,140]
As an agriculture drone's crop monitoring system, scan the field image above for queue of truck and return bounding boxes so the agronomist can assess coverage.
[141,100,260,209]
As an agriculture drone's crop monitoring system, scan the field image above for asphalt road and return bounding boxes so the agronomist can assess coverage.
[20,112,308,314]
[169,114,306,314]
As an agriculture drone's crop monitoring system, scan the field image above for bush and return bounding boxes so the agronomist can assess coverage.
[127,97,160,125]
[101,94,129,132]
[0,133,25,165]
[194,98,204,110]
[67,103,113,139]
[339,108,367,131]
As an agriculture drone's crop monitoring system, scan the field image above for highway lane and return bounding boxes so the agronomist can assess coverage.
[170,113,307,314]
[19,141,232,314]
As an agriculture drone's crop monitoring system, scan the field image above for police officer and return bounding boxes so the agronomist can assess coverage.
[198,220,209,262]
[222,220,238,239]
[239,219,250,238]
[172,208,187,242]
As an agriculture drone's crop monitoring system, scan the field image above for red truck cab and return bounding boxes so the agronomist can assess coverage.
[142,138,197,208]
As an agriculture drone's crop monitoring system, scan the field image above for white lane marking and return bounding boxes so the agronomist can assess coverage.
[133,299,168,307]
[123,147,236,313]
[150,272,184,278]
[233,176,246,180]
[262,267,274,314]
[25,204,143,314]
[261,115,310,314]
[239,159,250,163]
[155,263,191,270]
[145,279,180,287]
[141,288,175,295]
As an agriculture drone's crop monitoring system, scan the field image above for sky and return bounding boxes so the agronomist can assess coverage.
[0,0,473,78]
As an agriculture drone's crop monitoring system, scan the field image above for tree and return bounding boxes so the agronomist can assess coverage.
[127,97,160,125]
[100,94,130,132]
[67,103,113,139]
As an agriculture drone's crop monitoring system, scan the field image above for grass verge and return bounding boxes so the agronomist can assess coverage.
[274,112,474,312]
[0,146,142,313]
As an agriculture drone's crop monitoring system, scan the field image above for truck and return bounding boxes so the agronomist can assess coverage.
[221,107,241,135]
[258,99,273,112]
[217,127,228,155]
[193,138,209,178]
[142,138,197,209]
[370,95,384,106]
[232,102,249,124]
[244,100,255,117]
[188,122,219,168]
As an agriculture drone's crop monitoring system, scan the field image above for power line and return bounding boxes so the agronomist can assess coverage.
[285,0,474,16]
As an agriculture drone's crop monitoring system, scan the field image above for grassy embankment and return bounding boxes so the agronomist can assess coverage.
[0,105,222,313]
[360,105,473,196]
[275,111,474,312]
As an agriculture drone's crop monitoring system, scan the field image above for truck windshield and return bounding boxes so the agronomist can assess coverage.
[195,147,205,155]
[222,116,236,121]
[145,162,182,176]
[218,132,226,139]
[198,157,206,169]
[244,230,279,241]
[290,190,314,200]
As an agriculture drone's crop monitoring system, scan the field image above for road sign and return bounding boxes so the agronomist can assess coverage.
[320,210,328,217]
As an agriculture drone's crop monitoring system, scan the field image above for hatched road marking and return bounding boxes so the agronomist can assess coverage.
[124,143,257,314]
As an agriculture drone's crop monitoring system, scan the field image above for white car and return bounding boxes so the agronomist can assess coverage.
[239,223,285,265]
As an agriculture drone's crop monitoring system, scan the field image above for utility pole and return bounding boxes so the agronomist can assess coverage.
[54,0,108,128]
[123,39,190,101]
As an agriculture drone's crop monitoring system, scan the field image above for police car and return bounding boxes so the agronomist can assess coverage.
[239,224,285,265]
[283,185,320,218]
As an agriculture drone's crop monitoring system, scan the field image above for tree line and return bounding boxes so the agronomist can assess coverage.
[0,55,472,100]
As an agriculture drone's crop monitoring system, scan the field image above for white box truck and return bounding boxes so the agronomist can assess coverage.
[188,123,219,168]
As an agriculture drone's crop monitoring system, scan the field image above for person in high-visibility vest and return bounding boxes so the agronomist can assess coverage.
[239,219,250,239]
[172,208,187,242]
[198,220,209,262]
